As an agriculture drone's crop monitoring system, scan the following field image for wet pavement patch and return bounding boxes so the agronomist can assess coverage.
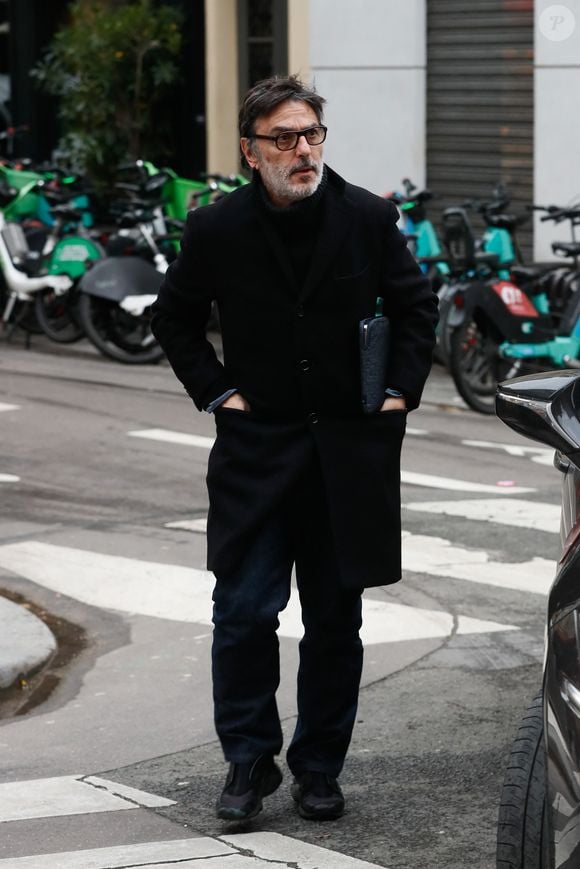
[0,587,87,720]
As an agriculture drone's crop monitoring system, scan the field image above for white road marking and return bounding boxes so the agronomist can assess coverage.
[405,498,561,534]
[0,833,386,868]
[0,403,20,412]
[166,517,208,533]
[402,531,554,594]
[224,831,387,868]
[0,776,174,823]
[0,838,233,868]
[462,439,554,466]
[0,542,518,644]
[128,428,215,449]
[0,474,19,483]
[406,426,427,436]
[130,429,537,493]
[401,470,535,494]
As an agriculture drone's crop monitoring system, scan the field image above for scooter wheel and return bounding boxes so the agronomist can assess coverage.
[77,292,165,364]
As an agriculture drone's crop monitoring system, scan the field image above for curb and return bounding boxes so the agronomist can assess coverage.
[0,595,57,691]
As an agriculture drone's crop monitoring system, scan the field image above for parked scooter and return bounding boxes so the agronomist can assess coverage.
[384,178,449,293]
[76,171,171,364]
[0,178,101,343]
[448,205,580,413]
[435,184,529,368]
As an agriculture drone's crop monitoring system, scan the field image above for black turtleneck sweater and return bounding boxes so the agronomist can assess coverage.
[256,168,328,293]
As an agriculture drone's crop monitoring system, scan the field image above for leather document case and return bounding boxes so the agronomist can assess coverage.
[359,312,390,414]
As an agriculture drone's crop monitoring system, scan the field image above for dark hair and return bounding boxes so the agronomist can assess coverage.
[238,74,326,140]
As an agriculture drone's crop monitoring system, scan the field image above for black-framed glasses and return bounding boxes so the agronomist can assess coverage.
[252,125,327,152]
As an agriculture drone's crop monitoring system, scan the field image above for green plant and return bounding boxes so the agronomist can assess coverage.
[32,0,183,190]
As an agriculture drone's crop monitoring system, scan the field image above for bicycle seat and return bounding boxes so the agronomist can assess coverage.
[511,265,556,284]
[487,214,519,231]
[552,241,580,257]
[51,204,83,222]
[475,251,500,267]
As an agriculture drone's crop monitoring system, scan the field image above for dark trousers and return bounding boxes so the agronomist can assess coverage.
[211,468,363,778]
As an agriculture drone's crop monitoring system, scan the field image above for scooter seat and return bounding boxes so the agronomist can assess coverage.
[511,264,558,283]
[552,241,580,257]
[50,204,83,223]
[475,251,500,267]
[487,214,519,231]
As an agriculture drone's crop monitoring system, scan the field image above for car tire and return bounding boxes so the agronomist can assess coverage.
[496,690,552,868]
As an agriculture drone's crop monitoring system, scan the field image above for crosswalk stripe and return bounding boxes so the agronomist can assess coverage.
[224,831,386,868]
[0,474,19,483]
[462,438,554,466]
[0,403,20,413]
[404,498,561,534]
[127,427,536,495]
[0,838,233,869]
[0,541,518,643]
[402,531,554,594]
[401,470,534,494]
[128,428,215,449]
[165,517,208,533]
[0,776,173,823]
[0,833,386,868]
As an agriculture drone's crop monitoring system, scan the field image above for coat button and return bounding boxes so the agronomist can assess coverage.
[307,412,319,424]
[299,359,311,373]
[296,305,305,318]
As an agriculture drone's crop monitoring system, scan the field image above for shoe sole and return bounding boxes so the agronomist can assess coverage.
[291,784,344,821]
[217,767,283,821]
[296,803,344,821]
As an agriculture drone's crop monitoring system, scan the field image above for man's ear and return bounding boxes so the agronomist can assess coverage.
[240,138,259,171]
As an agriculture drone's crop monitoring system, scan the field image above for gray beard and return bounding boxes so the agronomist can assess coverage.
[258,158,323,204]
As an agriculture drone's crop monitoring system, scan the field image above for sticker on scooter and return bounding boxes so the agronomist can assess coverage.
[55,244,91,261]
[492,281,539,318]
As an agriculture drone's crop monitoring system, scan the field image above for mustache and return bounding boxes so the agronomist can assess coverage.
[289,159,319,175]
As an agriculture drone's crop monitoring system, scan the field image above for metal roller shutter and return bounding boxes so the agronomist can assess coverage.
[427,0,534,261]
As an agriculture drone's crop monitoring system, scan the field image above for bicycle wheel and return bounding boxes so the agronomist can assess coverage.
[77,292,165,364]
[450,313,522,414]
[34,287,85,344]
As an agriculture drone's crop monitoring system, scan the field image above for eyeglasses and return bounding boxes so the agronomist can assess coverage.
[252,125,327,152]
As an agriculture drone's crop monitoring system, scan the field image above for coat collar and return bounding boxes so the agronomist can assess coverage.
[253,165,353,303]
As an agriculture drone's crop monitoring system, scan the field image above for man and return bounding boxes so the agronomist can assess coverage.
[151,75,438,822]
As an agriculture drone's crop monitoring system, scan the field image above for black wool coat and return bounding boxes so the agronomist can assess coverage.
[151,166,438,589]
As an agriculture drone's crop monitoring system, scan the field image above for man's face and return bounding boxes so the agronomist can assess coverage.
[241,100,324,207]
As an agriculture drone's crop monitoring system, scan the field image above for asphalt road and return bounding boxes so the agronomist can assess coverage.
[0,335,558,868]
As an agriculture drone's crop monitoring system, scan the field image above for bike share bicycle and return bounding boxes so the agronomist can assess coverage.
[447,204,580,413]
[435,184,528,369]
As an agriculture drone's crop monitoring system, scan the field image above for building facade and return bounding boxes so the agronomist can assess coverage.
[3,0,580,259]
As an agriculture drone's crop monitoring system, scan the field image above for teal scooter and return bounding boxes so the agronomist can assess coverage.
[435,185,530,368]
[448,204,580,413]
[499,205,580,368]
[384,179,450,292]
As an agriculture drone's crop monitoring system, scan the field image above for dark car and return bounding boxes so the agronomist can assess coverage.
[495,370,580,869]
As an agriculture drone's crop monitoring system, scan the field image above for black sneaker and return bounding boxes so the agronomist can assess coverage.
[291,771,345,820]
[216,755,283,821]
